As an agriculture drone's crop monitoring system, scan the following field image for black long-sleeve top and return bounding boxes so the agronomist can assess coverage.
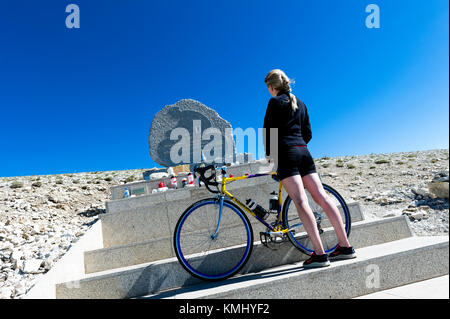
[263,90,312,157]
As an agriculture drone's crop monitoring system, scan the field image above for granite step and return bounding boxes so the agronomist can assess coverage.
[57,215,413,298]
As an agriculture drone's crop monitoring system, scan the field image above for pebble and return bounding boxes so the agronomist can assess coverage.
[22,259,44,274]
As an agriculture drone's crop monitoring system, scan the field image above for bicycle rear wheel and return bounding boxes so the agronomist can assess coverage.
[173,198,253,281]
[281,184,351,255]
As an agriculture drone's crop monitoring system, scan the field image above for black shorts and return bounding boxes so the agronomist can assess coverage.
[275,146,317,181]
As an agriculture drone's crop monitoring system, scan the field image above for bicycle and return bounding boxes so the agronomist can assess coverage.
[173,163,351,281]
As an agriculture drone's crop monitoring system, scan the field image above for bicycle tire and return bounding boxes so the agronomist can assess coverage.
[281,183,351,255]
[173,198,254,281]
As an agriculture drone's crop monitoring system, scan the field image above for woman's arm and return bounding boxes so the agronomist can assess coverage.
[263,98,277,157]
[301,104,312,144]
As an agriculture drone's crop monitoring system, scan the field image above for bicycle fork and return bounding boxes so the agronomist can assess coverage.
[211,195,225,240]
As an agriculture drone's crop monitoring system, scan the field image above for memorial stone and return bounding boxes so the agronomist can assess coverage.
[149,99,236,167]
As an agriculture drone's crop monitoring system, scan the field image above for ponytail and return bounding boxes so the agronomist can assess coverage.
[265,69,298,111]
[289,93,298,111]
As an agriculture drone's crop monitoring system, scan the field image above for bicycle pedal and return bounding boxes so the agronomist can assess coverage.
[259,232,269,248]
[259,232,283,250]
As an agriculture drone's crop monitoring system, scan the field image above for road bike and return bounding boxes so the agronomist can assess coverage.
[173,164,351,281]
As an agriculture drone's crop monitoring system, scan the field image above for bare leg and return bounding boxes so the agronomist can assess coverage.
[281,175,326,255]
[302,173,351,248]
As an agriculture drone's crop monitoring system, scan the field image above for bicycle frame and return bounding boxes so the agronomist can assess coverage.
[215,170,290,235]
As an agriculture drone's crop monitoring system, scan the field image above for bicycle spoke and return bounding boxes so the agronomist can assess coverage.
[174,199,253,280]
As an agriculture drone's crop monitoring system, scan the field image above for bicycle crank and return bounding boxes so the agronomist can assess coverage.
[259,231,288,250]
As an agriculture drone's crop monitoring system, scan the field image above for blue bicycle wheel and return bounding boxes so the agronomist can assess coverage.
[282,184,351,255]
[173,198,253,281]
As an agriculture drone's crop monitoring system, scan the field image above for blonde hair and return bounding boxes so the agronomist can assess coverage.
[264,69,298,111]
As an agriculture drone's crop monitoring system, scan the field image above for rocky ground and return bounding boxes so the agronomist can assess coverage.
[0,169,149,299]
[317,149,449,236]
[0,148,448,299]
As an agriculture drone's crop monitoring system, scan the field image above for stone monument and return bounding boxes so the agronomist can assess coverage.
[149,99,236,167]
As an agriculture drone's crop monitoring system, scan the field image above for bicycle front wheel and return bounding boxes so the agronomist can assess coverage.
[282,184,351,255]
[173,198,253,281]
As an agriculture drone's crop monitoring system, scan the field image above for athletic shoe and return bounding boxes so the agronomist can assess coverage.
[328,245,356,261]
[302,252,330,269]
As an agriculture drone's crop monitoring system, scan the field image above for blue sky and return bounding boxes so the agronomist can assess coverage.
[0,0,448,177]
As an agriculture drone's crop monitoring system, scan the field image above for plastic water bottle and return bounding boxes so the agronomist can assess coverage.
[170,175,177,189]
[269,191,279,214]
[157,182,168,192]
[124,187,130,198]
[187,172,194,186]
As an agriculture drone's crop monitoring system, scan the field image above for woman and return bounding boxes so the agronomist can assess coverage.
[263,69,356,268]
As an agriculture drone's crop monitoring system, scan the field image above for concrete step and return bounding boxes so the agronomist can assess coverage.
[85,211,395,274]
[101,182,363,248]
[57,215,413,298]
[354,275,449,299]
[140,236,449,299]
